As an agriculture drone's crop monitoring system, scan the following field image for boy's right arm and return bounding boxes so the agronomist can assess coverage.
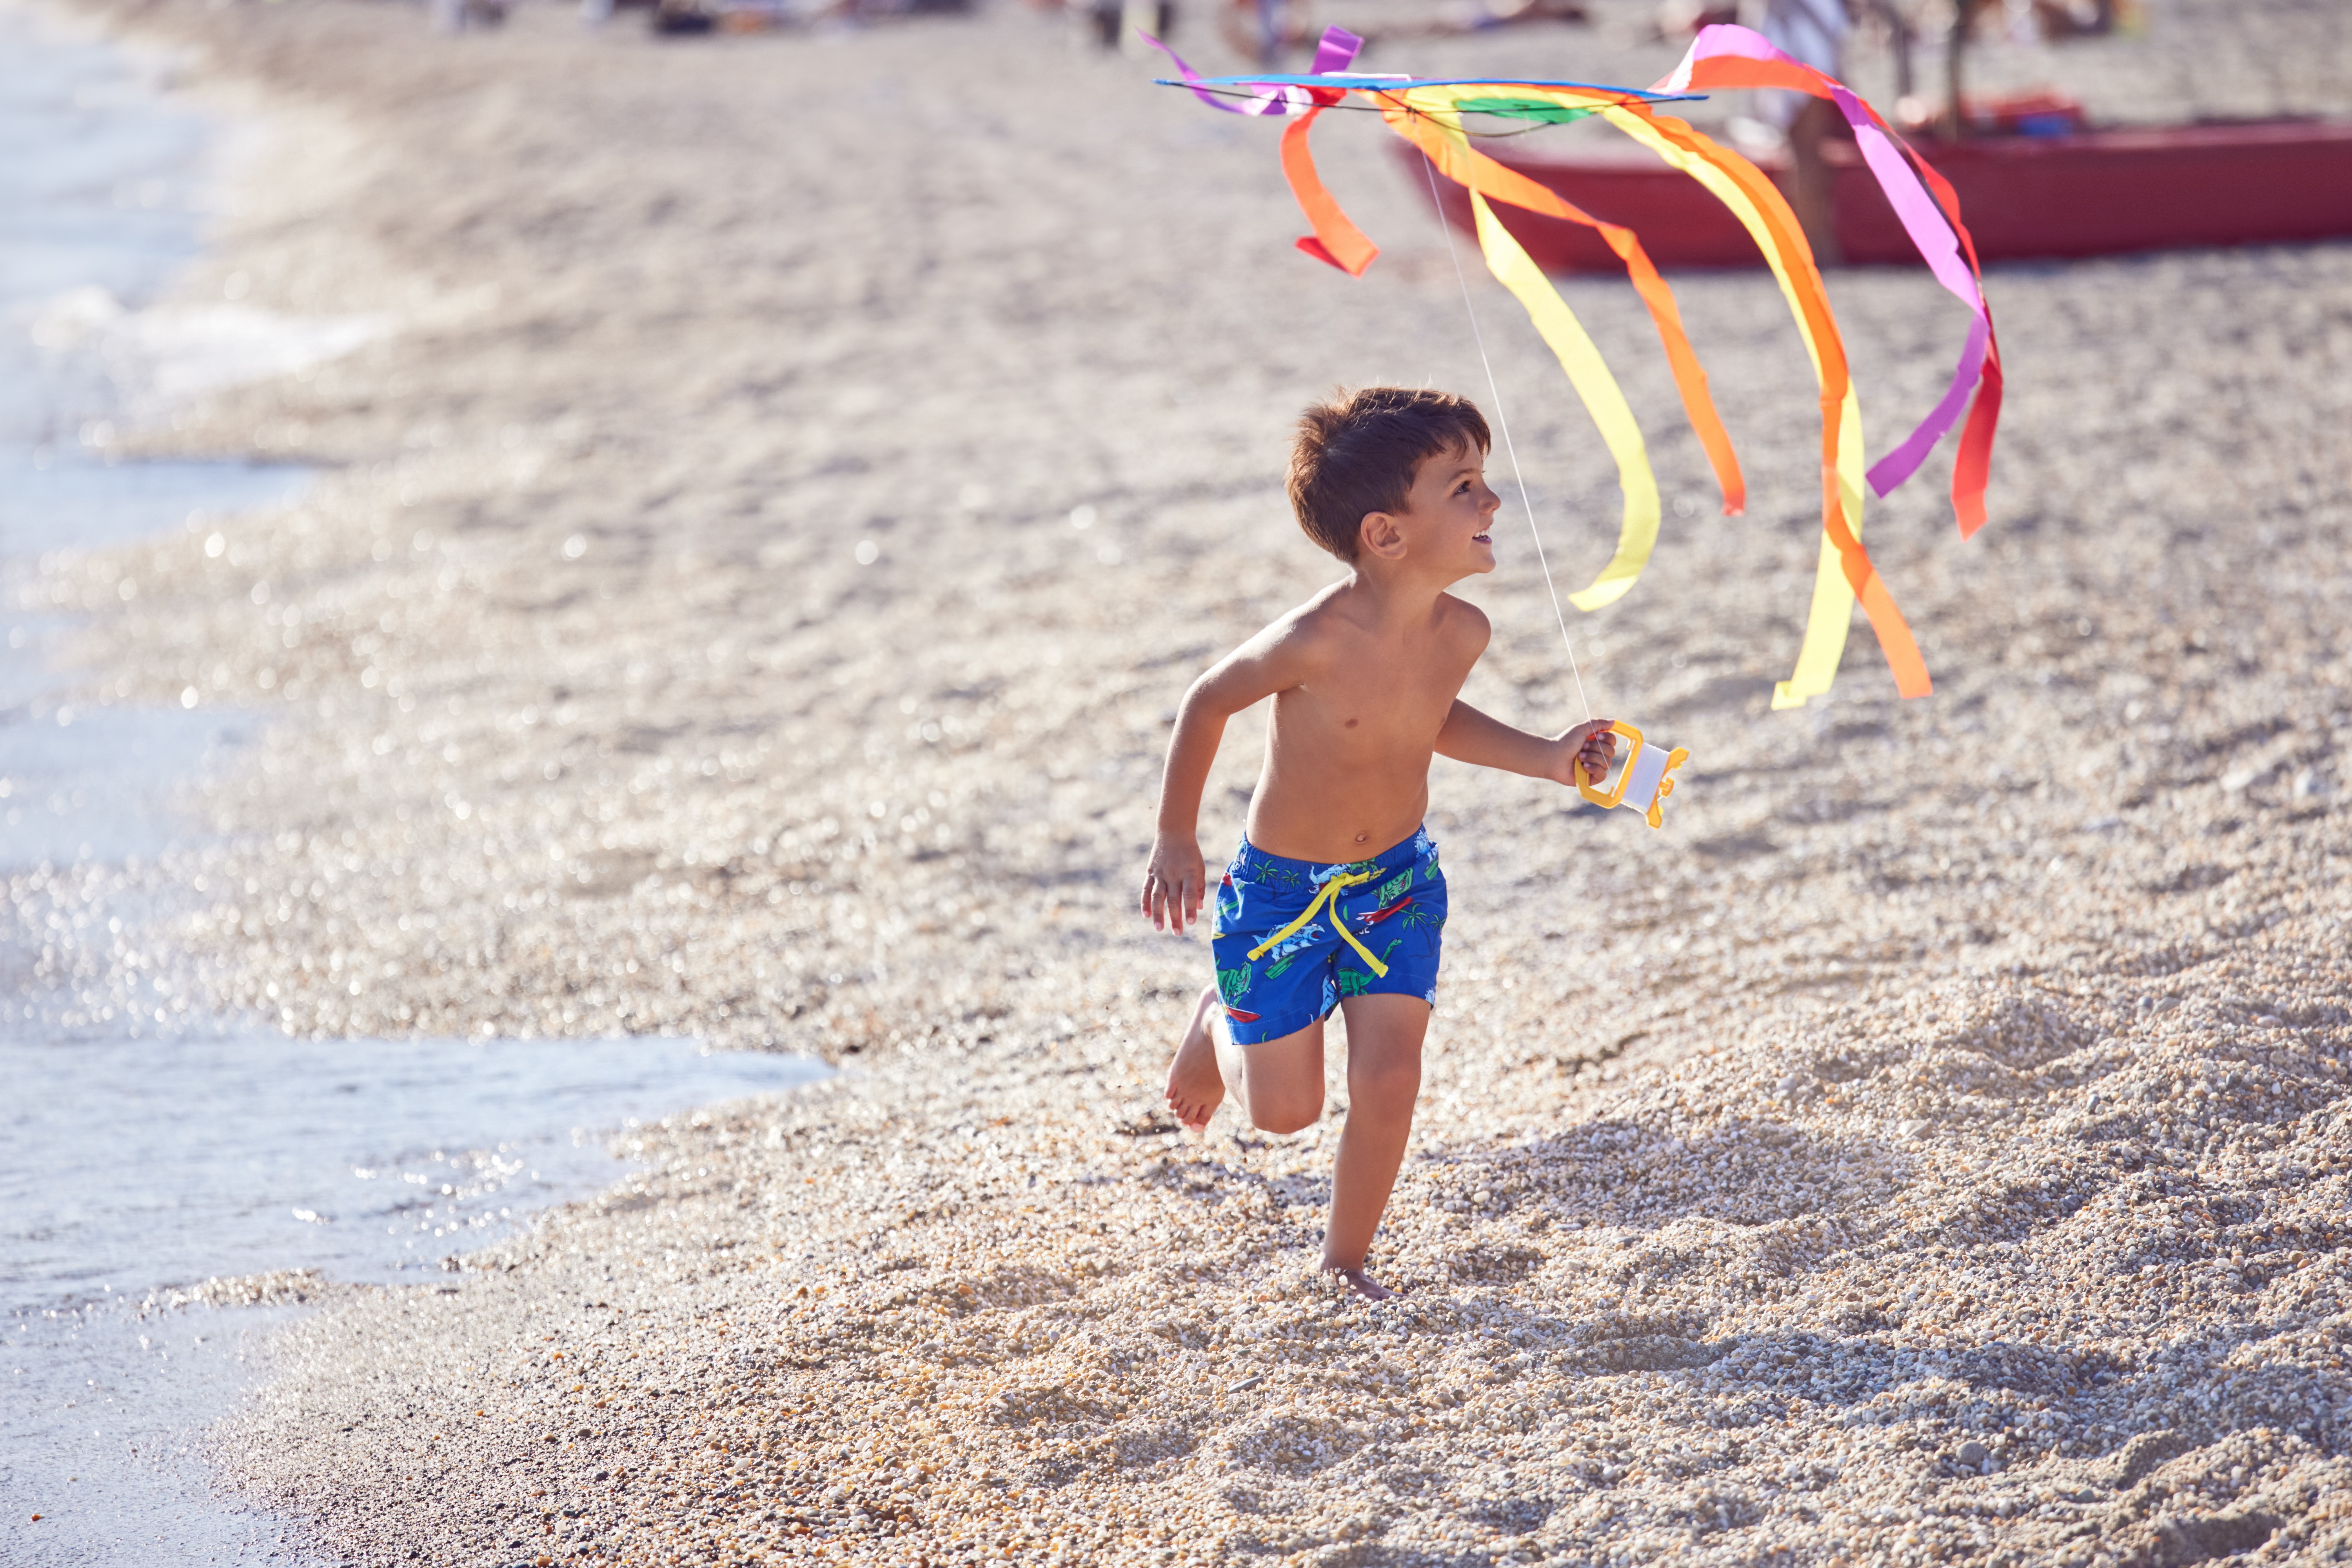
[1141,624,1313,933]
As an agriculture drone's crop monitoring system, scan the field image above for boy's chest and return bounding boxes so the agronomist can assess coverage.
[1292,652,1471,741]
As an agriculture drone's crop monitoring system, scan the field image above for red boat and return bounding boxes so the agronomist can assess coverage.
[1403,118,2352,270]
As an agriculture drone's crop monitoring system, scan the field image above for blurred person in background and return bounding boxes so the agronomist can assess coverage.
[1660,0,1853,262]
[1219,0,1302,65]
[1752,0,1853,264]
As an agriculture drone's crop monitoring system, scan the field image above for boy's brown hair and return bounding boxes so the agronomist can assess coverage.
[1286,387,1492,561]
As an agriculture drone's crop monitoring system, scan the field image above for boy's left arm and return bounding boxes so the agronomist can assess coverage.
[1436,701,1616,788]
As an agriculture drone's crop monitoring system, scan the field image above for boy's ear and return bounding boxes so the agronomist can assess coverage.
[1358,510,1408,561]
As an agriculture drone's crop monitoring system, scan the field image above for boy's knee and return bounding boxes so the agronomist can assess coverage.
[1248,1096,1322,1136]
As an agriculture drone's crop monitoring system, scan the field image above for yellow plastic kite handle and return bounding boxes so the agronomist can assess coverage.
[1575,720,1691,830]
[1576,719,1643,809]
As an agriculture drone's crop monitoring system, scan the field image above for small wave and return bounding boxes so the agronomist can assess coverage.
[26,284,396,406]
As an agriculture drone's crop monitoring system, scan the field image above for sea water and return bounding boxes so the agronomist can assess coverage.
[0,9,826,1561]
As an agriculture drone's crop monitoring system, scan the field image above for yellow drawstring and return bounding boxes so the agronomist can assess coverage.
[1245,869,1389,978]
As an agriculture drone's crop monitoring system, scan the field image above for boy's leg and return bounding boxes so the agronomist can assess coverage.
[1322,993,1429,1299]
[1214,1015,1325,1135]
[1165,989,1328,1136]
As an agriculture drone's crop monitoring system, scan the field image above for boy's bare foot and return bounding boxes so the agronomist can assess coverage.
[1324,1265,1392,1301]
[1164,985,1226,1136]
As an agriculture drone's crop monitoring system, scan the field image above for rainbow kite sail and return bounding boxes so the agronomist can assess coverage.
[1153,24,2003,708]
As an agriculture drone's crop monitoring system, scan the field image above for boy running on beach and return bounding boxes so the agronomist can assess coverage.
[1141,387,1617,1300]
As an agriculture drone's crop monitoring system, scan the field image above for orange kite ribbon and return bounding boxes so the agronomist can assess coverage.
[1279,95,1380,276]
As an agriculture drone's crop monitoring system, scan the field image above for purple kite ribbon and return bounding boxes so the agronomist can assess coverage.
[1833,83,1990,495]
[1309,25,1364,76]
[1143,26,1362,116]
[1672,25,1992,499]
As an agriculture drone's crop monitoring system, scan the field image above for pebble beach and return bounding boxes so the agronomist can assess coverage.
[15,0,2352,1561]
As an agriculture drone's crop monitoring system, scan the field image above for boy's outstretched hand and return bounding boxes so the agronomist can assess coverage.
[1141,833,1207,933]
[1558,719,1617,789]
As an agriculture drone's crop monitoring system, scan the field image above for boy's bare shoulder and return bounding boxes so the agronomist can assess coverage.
[1254,581,1354,662]
[1437,591,1492,652]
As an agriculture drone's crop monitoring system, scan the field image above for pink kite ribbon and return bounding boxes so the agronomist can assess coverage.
[1664,25,1999,523]
[1142,26,1362,117]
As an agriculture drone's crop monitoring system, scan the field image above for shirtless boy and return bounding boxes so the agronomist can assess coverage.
[1140,386,1617,1300]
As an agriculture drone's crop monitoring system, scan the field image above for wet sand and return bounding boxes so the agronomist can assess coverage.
[21,0,2352,1560]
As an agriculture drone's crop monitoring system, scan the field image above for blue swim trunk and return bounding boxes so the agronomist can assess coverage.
[1208,826,1448,1045]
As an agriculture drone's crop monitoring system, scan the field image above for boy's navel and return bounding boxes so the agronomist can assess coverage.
[1344,718,1359,728]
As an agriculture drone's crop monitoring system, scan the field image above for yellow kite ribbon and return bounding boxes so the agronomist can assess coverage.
[1463,183,1661,612]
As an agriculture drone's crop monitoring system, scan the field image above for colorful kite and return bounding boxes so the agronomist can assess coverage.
[1151,24,2001,715]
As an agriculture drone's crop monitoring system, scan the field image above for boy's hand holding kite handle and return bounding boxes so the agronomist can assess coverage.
[1573,719,1691,828]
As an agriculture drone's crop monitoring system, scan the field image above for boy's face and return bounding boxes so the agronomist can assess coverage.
[1366,440,1500,577]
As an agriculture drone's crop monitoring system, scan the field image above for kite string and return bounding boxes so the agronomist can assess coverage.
[1415,122,1594,726]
